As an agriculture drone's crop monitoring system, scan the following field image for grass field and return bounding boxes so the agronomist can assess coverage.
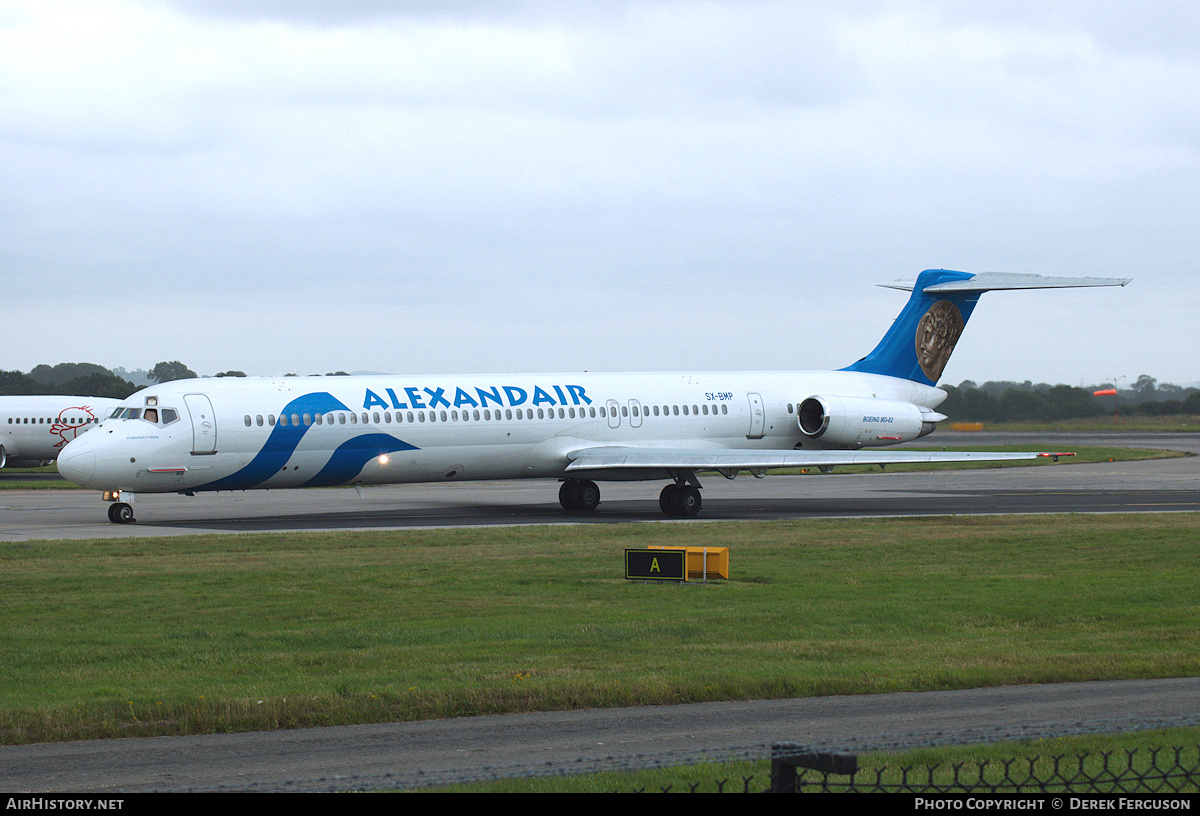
[2,513,1197,746]
[773,444,1182,474]
[963,415,1200,433]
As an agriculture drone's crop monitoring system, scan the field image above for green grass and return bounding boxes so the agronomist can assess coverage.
[0,463,68,489]
[772,445,1184,475]
[2,514,1198,745]
[971,414,1200,432]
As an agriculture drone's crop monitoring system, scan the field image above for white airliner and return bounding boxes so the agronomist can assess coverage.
[1,395,122,468]
[57,270,1128,524]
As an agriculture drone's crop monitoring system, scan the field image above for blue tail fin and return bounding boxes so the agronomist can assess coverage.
[843,269,1131,385]
[843,269,981,386]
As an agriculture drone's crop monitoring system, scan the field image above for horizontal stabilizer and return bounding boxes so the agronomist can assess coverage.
[880,272,1132,294]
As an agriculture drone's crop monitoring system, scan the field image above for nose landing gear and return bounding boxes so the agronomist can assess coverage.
[103,491,136,524]
[107,502,135,524]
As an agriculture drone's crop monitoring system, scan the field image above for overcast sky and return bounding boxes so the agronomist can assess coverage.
[2,0,1196,387]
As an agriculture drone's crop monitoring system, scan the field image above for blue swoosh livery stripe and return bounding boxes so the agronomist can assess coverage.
[197,392,418,491]
[301,433,418,488]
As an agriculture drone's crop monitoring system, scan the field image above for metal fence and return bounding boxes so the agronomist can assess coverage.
[771,744,1200,794]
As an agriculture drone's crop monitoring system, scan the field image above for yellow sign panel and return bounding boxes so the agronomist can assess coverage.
[647,546,729,580]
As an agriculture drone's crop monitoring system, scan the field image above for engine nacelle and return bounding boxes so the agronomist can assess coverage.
[2,438,53,468]
[797,395,945,448]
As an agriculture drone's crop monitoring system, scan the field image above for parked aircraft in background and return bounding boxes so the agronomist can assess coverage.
[57,270,1129,524]
[1,396,122,468]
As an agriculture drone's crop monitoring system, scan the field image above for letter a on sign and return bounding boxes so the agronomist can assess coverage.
[625,549,687,581]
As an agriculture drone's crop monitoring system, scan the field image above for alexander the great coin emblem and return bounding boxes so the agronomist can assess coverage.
[914,299,964,381]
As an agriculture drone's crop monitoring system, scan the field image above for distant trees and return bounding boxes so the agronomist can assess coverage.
[0,363,138,398]
[3,361,221,396]
[28,362,113,386]
[1128,390,1200,416]
[148,361,198,383]
[941,376,1199,422]
[1133,374,1158,397]
[50,371,138,399]
[940,383,1108,423]
[2,361,194,397]
[0,370,40,395]
[111,367,152,387]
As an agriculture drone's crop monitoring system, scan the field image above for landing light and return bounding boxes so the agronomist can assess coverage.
[379,455,389,465]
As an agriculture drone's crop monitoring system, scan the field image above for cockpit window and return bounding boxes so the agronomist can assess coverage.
[144,407,179,426]
[113,406,180,426]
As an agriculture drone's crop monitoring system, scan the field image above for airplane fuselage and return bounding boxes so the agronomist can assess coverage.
[60,369,945,495]
[0,395,121,468]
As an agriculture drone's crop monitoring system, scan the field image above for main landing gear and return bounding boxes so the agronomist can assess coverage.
[559,475,604,513]
[558,478,703,518]
[559,479,601,513]
[659,483,702,518]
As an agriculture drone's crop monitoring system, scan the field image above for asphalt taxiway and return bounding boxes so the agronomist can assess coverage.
[2,432,1197,540]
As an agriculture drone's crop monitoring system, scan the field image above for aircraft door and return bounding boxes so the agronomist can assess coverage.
[746,392,765,439]
[184,394,217,454]
[606,399,620,429]
[628,399,643,429]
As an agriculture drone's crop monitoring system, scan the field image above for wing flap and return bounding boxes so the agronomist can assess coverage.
[565,446,1052,473]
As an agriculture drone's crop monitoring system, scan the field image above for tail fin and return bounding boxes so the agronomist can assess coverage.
[843,270,1131,385]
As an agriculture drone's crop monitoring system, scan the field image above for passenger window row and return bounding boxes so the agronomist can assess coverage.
[649,404,728,417]
[243,402,732,428]
[7,416,99,425]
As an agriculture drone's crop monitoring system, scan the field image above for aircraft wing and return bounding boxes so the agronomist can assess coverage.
[564,446,1066,474]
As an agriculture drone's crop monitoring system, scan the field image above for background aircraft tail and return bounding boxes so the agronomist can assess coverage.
[843,269,1131,386]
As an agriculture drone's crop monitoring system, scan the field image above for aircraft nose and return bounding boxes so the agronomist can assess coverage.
[57,437,96,487]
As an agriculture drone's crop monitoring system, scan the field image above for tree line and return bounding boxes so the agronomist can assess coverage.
[941,377,1200,422]
[0,361,208,399]
[0,362,348,399]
